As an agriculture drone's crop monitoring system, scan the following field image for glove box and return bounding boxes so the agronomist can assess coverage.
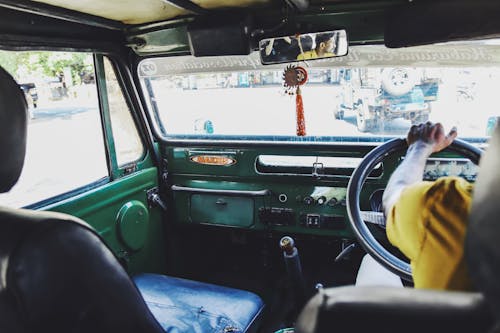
[190,194,254,227]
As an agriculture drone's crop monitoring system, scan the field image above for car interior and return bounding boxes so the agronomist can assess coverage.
[1,0,500,332]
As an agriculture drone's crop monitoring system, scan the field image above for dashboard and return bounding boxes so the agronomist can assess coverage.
[168,146,479,239]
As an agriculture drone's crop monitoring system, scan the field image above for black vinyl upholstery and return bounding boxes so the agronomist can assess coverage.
[0,66,264,332]
[0,67,27,192]
[0,208,165,333]
[295,286,492,333]
[0,65,161,332]
[467,122,500,324]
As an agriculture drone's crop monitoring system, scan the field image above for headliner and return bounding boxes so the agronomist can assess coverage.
[31,0,276,24]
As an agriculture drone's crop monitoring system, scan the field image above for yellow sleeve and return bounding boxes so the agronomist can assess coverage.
[386,181,435,261]
[386,177,474,290]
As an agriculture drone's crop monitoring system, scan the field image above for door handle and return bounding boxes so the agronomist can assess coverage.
[171,185,271,197]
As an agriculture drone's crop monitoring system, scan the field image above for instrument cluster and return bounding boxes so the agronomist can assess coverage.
[423,157,478,182]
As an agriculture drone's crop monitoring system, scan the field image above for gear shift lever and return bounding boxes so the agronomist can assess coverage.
[279,236,306,307]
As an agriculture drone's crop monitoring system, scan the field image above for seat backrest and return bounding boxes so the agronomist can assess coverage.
[0,67,26,193]
[0,66,164,333]
[467,121,500,326]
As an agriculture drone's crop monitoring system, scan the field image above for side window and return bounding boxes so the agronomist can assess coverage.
[0,51,108,208]
[103,57,144,167]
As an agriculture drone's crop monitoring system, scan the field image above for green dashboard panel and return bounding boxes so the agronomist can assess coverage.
[164,143,395,239]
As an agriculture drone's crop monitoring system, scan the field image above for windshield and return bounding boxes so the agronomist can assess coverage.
[139,43,500,143]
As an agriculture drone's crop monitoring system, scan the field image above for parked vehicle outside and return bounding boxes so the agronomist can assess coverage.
[19,82,38,109]
[335,68,439,132]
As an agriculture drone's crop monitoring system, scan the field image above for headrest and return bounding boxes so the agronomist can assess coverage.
[467,123,500,322]
[0,66,28,193]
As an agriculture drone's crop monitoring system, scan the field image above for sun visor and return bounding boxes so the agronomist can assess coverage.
[385,1,500,48]
[187,15,252,57]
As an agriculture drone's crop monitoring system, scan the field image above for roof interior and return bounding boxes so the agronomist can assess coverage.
[31,0,276,24]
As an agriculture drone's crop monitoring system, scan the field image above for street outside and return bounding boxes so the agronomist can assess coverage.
[29,100,96,120]
[155,77,498,138]
[29,85,490,139]
[0,91,107,208]
[0,71,497,208]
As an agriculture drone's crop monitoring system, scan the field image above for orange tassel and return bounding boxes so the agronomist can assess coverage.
[296,86,306,136]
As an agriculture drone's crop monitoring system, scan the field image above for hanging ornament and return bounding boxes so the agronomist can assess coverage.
[282,65,308,136]
[283,64,308,94]
[295,86,306,136]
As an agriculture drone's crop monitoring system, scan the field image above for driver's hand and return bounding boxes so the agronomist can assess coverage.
[407,122,457,153]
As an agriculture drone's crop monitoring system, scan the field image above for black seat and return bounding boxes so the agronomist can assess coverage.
[0,66,264,333]
[296,125,500,333]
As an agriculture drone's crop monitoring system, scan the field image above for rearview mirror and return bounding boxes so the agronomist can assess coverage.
[259,30,348,65]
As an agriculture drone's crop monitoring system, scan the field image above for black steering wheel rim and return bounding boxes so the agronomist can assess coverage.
[346,138,482,281]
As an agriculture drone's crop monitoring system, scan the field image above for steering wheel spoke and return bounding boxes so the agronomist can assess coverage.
[360,211,386,227]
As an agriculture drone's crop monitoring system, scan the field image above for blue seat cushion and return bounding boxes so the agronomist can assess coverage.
[133,273,265,333]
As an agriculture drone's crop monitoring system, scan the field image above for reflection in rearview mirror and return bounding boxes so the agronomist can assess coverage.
[259,30,348,65]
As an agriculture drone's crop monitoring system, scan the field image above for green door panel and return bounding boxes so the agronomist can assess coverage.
[44,167,166,275]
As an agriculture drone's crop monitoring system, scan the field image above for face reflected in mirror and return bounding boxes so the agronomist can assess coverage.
[259,30,348,65]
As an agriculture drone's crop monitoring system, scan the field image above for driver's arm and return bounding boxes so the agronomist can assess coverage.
[382,123,474,290]
[382,123,457,213]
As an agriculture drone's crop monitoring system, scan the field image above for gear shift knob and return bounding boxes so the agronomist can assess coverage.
[280,236,295,255]
[279,236,306,307]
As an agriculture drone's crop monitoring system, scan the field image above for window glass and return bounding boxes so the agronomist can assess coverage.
[138,43,500,144]
[103,57,144,166]
[0,51,107,207]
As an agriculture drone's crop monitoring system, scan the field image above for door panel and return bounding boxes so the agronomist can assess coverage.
[46,166,166,275]
[0,51,169,276]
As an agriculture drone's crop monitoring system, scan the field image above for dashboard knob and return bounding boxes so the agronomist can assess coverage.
[327,198,338,206]
[317,196,327,205]
[303,196,314,205]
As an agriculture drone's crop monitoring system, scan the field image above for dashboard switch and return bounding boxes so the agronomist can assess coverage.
[303,196,314,205]
[317,196,326,205]
[300,213,344,229]
[306,214,320,228]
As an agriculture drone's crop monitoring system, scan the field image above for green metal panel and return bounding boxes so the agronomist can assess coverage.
[45,167,167,275]
[162,143,468,239]
[190,194,254,227]
[116,200,150,251]
[163,143,389,239]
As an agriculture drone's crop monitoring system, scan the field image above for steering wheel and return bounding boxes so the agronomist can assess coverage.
[346,138,482,281]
